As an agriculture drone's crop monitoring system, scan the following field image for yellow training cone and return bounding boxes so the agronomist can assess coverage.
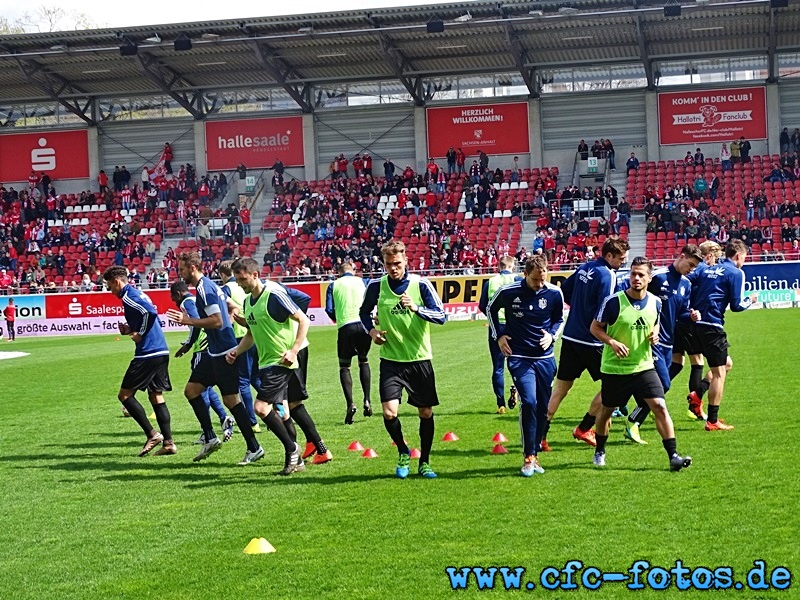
[243,538,276,554]
[149,412,156,420]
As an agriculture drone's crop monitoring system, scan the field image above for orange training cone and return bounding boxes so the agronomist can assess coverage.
[491,444,509,454]
[347,440,364,451]
[243,538,276,554]
[410,448,421,459]
[390,438,408,447]
[442,432,459,442]
[361,448,378,458]
[492,432,508,443]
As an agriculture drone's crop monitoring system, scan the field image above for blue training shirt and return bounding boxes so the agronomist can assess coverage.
[120,283,169,359]
[194,275,238,356]
[560,257,618,347]
[690,257,752,329]
[618,264,692,349]
[487,280,564,359]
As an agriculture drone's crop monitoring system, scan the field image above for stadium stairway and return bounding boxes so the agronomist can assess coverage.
[627,213,647,260]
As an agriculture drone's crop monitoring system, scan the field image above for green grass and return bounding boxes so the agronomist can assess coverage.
[0,310,798,599]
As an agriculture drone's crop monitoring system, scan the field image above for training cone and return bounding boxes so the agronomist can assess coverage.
[492,444,509,454]
[243,538,276,554]
[347,440,364,451]
[148,412,156,420]
[410,448,421,459]
[390,438,408,447]
[361,448,378,458]
[492,432,508,443]
[442,432,459,442]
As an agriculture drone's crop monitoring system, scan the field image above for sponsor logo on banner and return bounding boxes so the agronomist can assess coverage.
[0,129,89,181]
[205,117,304,170]
[44,290,173,318]
[657,87,767,145]
[426,102,530,158]
[6,295,46,320]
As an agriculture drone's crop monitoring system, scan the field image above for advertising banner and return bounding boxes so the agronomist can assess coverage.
[426,102,530,158]
[0,129,89,181]
[205,116,305,170]
[657,87,767,145]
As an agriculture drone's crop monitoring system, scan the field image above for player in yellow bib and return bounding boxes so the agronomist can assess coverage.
[590,257,692,472]
[359,241,446,479]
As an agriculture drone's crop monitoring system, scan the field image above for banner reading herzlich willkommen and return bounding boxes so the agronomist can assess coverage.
[657,87,767,146]
[426,102,530,158]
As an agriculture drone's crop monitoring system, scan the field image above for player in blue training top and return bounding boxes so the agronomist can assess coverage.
[479,255,521,414]
[487,255,564,477]
[671,241,724,421]
[540,237,630,450]
[103,266,175,457]
[686,239,754,431]
[166,251,264,465]
[621,245,703,444]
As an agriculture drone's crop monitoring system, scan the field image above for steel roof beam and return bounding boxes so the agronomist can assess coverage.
[635,15,655,90]
[135,53,209,120]
[375,32,425,106]
[14,58,96,125]
[503,21,539,98]
[252,41,313,113]
[766,7,777,83]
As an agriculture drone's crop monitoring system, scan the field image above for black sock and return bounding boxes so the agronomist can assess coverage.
[153,403,172,441]
[384,417,409,455]
[707,404,720,424]
[541,419,551,441]
[629,405,650,425]
[669,361,683,380]
[339,367,354,406]
[264,409,296,453]
[697,379,710,399]
[230,402,260,452]
[689,365,704,394]
[188,396,217,440]
[596,434,608,454]
[578,412,596,432]
[419,415,434,465]
[358,362,371,403]
[662,437,678,459]
[290,404,325,453]
[122,397,154,436]
[283,417,297,443]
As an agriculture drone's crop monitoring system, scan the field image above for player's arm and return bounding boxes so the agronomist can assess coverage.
[281,284,311,314]
[325,283,336,323]
[360,279,383,341]
[408,278,446,325]
[176,299,201,356]
[728,269,754,312]
[649,300,661,344]
[559,270,576,305]
[478,280,490,315]
[486,288,507,341]
[174,310,223,330]
[226,330,254,363]
[546,288,565,341]
[267,287,306,365]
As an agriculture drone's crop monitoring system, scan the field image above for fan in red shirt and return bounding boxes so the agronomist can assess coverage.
[239,206,251,235]
[3,297,15,341]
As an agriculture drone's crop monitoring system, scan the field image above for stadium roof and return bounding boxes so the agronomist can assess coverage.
[0,0,796,122]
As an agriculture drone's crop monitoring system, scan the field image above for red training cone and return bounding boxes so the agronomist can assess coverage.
[442,432,459,442]
[492,432,508,443]
[361,448,378,458]
[492,444,509,454]
[410,448,421,459]
[347,441,364,451]
[390,438,408,447]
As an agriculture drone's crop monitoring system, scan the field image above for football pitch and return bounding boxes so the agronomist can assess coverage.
[1,310,797,599]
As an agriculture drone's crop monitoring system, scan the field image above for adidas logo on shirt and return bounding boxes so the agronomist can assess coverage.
[390,301,409,315]
[631,316,648,330]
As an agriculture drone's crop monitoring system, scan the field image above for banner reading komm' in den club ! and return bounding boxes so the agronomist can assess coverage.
[426,102,530,158]
[657,86,767,146]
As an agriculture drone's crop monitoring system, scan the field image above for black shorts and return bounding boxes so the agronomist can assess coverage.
[694,325,730,368]
[601,369,664,408]
[255,365,294,404]
[673,322,702,356]
[121,355,172,394]
[188,352,240,396]
[288,347,309,403]
[556,339,603,382]
[337,322,372,362]
[379,359,439,408]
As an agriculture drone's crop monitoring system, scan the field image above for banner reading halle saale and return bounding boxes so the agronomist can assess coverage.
[205,116,305,170]
[426,102,530,158]
[658,86,767,146]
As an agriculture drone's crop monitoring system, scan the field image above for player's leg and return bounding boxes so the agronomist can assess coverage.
[642,394,692,471]
[252,368,299,472]
[150,391,177,455]
[355,327,373,417]
[236,342,258,428]
[338,327,358,423]
[540,378,573,449]
[380,360,411,478]
[489,335,507,413]
[534,358,557,457]
[408,360,440,478]
[509,357,538,476]
[290,400,332,464]
[595,374,632,467]
[118,359,161,455]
